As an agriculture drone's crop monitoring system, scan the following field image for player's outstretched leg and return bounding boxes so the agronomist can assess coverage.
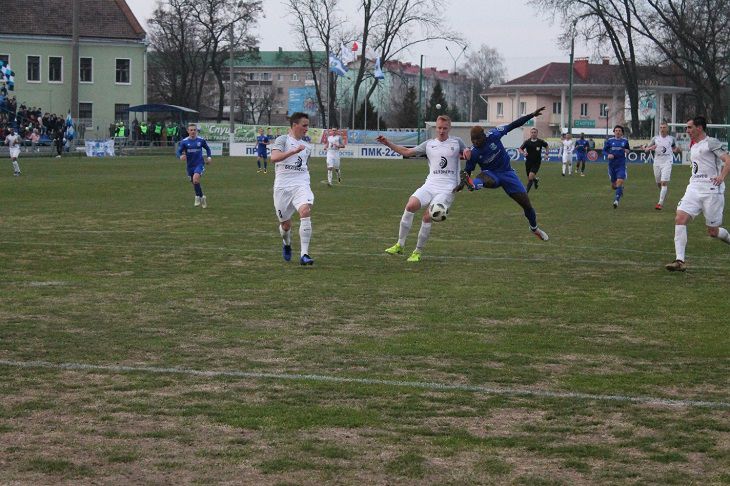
[510,193,549,241]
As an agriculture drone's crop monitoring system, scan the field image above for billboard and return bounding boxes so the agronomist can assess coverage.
[288,87,318,116]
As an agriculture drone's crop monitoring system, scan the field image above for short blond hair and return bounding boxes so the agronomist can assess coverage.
[436,115,451,124]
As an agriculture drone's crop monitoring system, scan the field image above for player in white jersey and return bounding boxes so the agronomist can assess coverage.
[666,116,730,272]
[270,112,315,266]
[376,115,466,262]
[644,122,680,210]
[4,127,22,176]
[560,132,575,176]
[324,128,345,186]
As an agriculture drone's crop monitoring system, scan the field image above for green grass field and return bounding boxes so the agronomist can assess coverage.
[1,154,729,484]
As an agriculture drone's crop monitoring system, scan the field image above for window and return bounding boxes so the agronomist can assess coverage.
[247,72,256,81]
[115,59,130,84]
[519,102,527,115]
[114,104,129,124]
[291,73,299,81]
[305,73,313,81]
[552,101,561,114]
[580,103,588,116]
[496,102,504,117]
[261,72,271,81]
[27,56,40,82]
[0,54,9,65]
[277,73,283,81]
[78,102,93,121]
[80,57,93,83]
[600,103,609,117]
[276,87,283,94]
[49,56,63,82]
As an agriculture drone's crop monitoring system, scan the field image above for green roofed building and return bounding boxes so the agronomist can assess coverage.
[0,0,146,138]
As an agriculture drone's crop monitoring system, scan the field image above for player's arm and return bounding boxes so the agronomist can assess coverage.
[710,141,730,186]
[270,137,305,163]
[202,139,212,162]
[518,140,527,156]
[376,135,417,158]
[323,139,330,151]
[500,106,546,135]
[176,141,186,160]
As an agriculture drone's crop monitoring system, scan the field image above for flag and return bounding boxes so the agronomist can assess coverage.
[374,57,385,80]
[0,61,14,91]
[328,54,348,77]
[364,46,378,61]
[352,41,359,52]
[340,43,355,65]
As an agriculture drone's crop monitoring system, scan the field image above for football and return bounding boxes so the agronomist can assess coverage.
[429,202,449,222]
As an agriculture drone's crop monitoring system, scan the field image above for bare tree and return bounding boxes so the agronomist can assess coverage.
[242,84,279,124]
[627,0,729,122]
[187,0,262,122]
[147,0,210,109]
[285,0,345,127]
[350,0,463,127]
[461,45,507,121]
[529,0,645,134]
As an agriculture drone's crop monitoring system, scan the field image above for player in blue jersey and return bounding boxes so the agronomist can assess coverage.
[603,125,631,208]
[455,106,549,241]
[574,133,590,176]
[256,127,270,174]
[176,123,212,208]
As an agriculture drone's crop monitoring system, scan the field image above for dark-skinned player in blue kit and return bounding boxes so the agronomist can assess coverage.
[455,106,550,241]
[177,123,212,208]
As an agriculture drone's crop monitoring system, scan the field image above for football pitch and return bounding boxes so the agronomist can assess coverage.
[1,155,729,484]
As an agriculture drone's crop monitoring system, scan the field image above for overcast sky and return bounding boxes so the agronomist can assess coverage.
[126,0,589,79]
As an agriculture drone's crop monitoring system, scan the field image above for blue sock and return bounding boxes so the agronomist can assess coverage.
[194,183,203,197]
[264,160,267,170]
[524,207,537,228]
[615,186,623,201]
[473,178,484,190]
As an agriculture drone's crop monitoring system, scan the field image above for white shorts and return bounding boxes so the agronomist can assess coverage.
[411,185,455,210]
[562,153,573,163]
[677,188,724,227]
[326,152,340,168]
[9,147,20,159]
[653,160,673,183]
[273,185,314,222]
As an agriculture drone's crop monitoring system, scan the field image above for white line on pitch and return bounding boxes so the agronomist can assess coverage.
[0,359,728,410]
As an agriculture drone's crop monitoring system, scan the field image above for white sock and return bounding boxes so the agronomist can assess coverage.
[12,160,20,172]
[568,162,572,174]
[659,186,668,205]
[299,217,312,256]
[716,227,730,244]
[398,211,415,246]
[674,224,687,261]
[279,225,291,245]
[562,162,567,175]
[327,170,332,184]
[416,221,432,251]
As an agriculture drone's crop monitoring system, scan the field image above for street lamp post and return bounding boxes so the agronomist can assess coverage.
[567,19,577,137]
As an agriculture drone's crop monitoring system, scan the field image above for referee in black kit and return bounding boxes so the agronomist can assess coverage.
[518,127,550,193]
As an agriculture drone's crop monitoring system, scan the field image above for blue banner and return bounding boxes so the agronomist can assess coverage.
[288,87,318,116]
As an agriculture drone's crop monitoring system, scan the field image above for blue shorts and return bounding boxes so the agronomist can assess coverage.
[608,163,627,183]
[576,152,587,162]
[187,163,205,178]
[478,169,526,194]
[257,150,267,159]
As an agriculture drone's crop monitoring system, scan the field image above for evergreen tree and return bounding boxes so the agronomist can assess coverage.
[425,80,448,122]
[393,86,418,128]
[354,99,387,129]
